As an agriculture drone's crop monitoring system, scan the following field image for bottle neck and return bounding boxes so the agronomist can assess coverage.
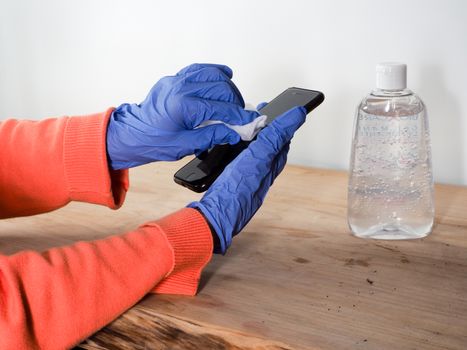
[371,88,413,97]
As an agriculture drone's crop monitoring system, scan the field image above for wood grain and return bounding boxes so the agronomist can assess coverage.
[1,162,466,349]
[75,305,296,350]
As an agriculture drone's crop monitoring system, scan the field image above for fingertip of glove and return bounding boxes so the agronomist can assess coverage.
[285,105,307,120]
[273,106,305,126]
[259,106,306,147]
[256,101,268,111]
[227,133,241,145]
[221,64,233,78]
[215,125,240,145]
[182,63,233,80]
[245,109,261,122]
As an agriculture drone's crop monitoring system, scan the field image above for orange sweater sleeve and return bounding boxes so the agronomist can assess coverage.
[0,111,213,349]
[0,108,127,218]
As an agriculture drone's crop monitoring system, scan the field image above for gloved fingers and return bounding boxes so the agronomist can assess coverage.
[176,63,233,79]
[184,98,259,128]
[253,142,290,204]
[270,142,290,180]
[246,143,290,220]
[180,81,244,106]
[227,142,291,240]
[255,106,306,153]
[256,101,268,111]
[184,67,245,107]
[187,124,241,151]
[184,66,235,83]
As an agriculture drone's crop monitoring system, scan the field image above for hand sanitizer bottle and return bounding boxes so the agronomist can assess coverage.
[348,63,434,239]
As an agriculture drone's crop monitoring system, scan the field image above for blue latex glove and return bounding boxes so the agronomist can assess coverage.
[188,106,307,254]
[106,63,259,170]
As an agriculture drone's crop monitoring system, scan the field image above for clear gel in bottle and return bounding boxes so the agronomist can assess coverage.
[348,63,434,239]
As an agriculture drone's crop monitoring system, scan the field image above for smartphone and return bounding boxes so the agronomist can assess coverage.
[174,87,325,192]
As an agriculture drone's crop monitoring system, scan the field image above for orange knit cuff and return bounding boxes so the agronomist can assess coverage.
[63,108,129,209]
[150,208,213,296]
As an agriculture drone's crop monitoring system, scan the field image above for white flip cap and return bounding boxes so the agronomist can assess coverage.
[376,62,407,90]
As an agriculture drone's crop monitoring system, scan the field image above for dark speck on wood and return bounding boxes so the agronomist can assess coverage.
[400,256,410,263]
[366,278,374,285]
[345,258,369,267]
[293,257,310,264]
[374,244,400,253]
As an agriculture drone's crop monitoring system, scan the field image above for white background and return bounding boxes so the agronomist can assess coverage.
[1,0,466,185]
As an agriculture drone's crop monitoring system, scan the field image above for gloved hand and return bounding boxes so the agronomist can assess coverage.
[106,63,259,170]
[188,106,307,253]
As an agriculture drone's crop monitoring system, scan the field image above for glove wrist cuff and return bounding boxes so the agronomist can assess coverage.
[191,207,221,252]
[188,202,228,254]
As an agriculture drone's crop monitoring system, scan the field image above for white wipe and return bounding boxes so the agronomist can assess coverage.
[199,115,267,141]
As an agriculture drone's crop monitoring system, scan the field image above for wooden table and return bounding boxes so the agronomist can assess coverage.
[1,162,466,350]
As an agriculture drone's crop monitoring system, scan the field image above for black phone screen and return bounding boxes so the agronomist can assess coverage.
[174,87,325,192]
[259,87,324,124]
